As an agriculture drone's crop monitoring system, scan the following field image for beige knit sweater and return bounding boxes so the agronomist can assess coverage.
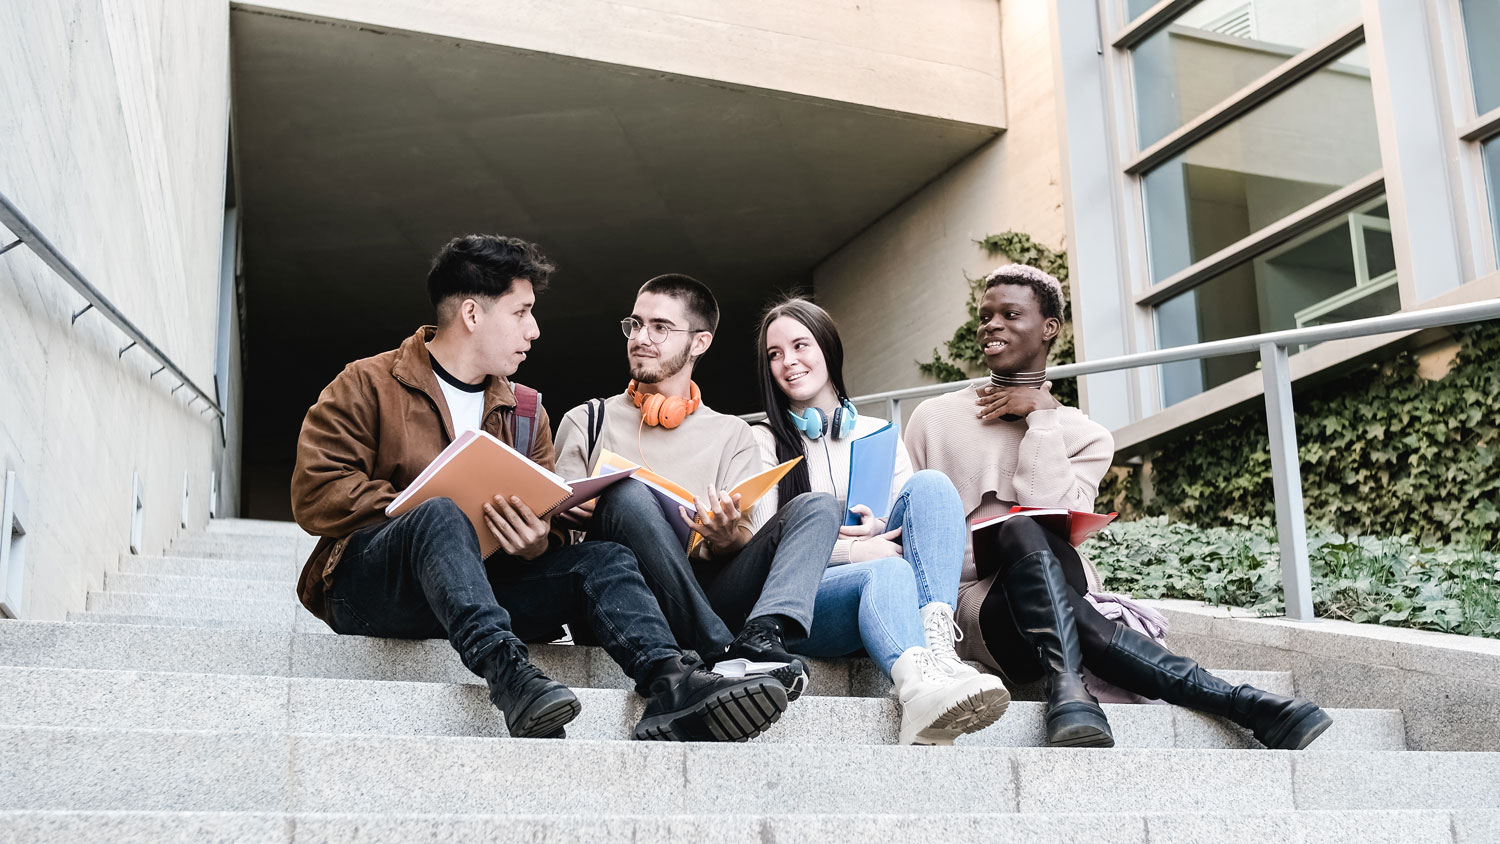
[903,384,1114,673]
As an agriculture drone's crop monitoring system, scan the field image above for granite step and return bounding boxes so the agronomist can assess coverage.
[166,535,310,562]
[1,620,1295,699]
[117,555,299,582]
[0,665,1398,750]
[83,592,297,625]
[104,572,289,602]
[0,809,1489,844]
[3,727,1493,815]
[204,518,309,538]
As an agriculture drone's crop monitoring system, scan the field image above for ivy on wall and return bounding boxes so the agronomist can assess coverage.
[1111,322,1500,548]
[917,232,1078,405]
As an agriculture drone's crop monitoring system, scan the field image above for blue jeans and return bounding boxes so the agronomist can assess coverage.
[327,497,680,683]
[790,470,966,674]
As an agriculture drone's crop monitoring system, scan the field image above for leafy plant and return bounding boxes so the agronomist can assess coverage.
[1112,321,1500,547]
[1090,517,1500,638]
[918,232,1078,406]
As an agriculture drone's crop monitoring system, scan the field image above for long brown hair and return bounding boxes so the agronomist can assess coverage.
[754,297,851,504]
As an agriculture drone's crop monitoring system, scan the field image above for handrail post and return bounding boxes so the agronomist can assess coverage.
[1260,341,1314,621]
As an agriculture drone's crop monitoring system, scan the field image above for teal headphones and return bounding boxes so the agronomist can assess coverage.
[788,399,858,441]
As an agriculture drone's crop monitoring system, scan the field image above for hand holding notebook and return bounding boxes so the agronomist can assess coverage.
[594,449,803,550]
[385,429,637,559]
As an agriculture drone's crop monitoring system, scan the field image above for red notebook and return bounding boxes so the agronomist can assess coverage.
[970,507,1117,562]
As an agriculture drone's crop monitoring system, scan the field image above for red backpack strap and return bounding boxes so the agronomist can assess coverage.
[510,383,541,457]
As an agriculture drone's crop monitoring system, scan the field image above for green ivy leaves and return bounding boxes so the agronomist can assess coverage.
[1090,517,1500,638]
[1113,322,1500,548]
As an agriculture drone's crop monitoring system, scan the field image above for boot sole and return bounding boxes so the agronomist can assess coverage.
[1265,705,1334,750]
[633,677,788,742]
[1046,706,1115,748]
[506,687,582,739]
[911,685,1012,746]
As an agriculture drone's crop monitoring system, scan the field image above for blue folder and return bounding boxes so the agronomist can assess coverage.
[844,421,900,526]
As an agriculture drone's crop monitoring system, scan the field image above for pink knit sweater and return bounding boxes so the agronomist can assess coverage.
[904,384,1114,672]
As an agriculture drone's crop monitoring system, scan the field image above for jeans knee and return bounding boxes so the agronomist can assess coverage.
[788,491,842,526]
[866,557,919,601]
[412,497,472,534]
[905,470,960,507]
[599,478,656,515]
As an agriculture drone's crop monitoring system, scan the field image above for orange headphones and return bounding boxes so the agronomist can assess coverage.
[627,380,701,429]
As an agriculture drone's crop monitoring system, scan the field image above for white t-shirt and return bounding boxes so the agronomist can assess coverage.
[432,362,486,435]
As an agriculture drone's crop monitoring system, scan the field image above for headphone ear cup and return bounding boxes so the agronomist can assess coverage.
[658,396,688,429]
[641,393,663,426]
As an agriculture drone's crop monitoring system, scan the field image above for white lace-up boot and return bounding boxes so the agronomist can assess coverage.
[921,602,981,679]
[889,646,1010,746]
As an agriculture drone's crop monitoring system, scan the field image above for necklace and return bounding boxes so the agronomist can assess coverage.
[990,368,1047,388]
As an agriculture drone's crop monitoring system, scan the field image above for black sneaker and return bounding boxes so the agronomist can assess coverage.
[485,642,581,739]
[634,654,788,742]
[714,616,810,701]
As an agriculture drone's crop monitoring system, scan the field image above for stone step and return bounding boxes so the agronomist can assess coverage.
[204,518,309,538]
[118,555,299,582]
[0,665,1399,750]
[65,612,335,633]
[1,620,1295,699]
[3,727,1493,815]
[83,591,297,625]
[166,535,310,563]
[0,809,1490,844]
[105,572,290,602]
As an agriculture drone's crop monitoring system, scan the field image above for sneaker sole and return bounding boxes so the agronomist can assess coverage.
[507,687,583,739]
[912,685,1012,746]
[633,677,788,742]
[715,658,809,702]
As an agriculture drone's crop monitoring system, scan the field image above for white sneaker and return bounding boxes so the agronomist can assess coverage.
[890,646,1010,746]
[921,602,980,679]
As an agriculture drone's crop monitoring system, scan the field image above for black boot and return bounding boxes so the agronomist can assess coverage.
[483,639,581,739]
[1001,550,1113,747]
[1095,625,1333,750]
[634,653,788,742]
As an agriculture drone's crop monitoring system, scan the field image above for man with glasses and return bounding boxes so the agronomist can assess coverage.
[555,274,840,700]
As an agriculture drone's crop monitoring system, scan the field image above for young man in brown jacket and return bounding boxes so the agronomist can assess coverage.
[291,234,788,741]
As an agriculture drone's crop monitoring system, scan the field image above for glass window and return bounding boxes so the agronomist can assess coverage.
[1141,45,1379,284]
[1155,198,1399,405]
[1130,0,1362,149]
[1461,0,1500,115]
[1127,0,1160,21]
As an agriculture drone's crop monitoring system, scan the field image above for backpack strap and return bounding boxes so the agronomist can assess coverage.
[510,383,541,457]
[585,397,606,466]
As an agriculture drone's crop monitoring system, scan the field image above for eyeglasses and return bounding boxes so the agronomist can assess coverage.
[620,317,702,344]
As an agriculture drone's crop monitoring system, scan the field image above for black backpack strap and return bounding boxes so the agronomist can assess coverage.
[585,397,606,465]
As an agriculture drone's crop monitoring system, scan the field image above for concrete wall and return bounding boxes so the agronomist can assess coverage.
[237,0,1006,129]
[815,0,1064,402]
[0,0,232,620]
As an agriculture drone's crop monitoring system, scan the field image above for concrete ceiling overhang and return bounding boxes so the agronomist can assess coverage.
[231,6,999,513]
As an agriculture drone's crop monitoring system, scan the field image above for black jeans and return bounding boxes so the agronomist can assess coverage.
[589,480,840,655]
[327,497,680,683]
[976,515,1121,683]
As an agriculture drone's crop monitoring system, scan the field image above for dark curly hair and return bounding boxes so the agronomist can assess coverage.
[426,234,555,320]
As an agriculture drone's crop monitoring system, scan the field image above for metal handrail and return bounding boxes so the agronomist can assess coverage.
[743,295,1500,622]
[0,190,224,419]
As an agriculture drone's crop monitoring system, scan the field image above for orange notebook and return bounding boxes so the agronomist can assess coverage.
[970,507,1117,565]
[387,430,636,559]
[594,449,802,549]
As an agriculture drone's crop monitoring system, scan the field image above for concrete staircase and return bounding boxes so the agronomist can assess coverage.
[3,518,1497,842]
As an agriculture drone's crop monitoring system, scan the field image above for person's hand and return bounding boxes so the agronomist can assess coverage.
[976,382,1060,422]
[555,499,595,529]
[484,495,552,560]
[846,526,903,563]
[839,504,884,540]
[681,485,743,554]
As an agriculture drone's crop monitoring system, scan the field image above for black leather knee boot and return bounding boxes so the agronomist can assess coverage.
[1093,625,1333,750]
[1001,550,1114,748]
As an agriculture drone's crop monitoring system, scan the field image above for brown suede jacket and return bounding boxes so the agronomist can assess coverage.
[290,326,556,623]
